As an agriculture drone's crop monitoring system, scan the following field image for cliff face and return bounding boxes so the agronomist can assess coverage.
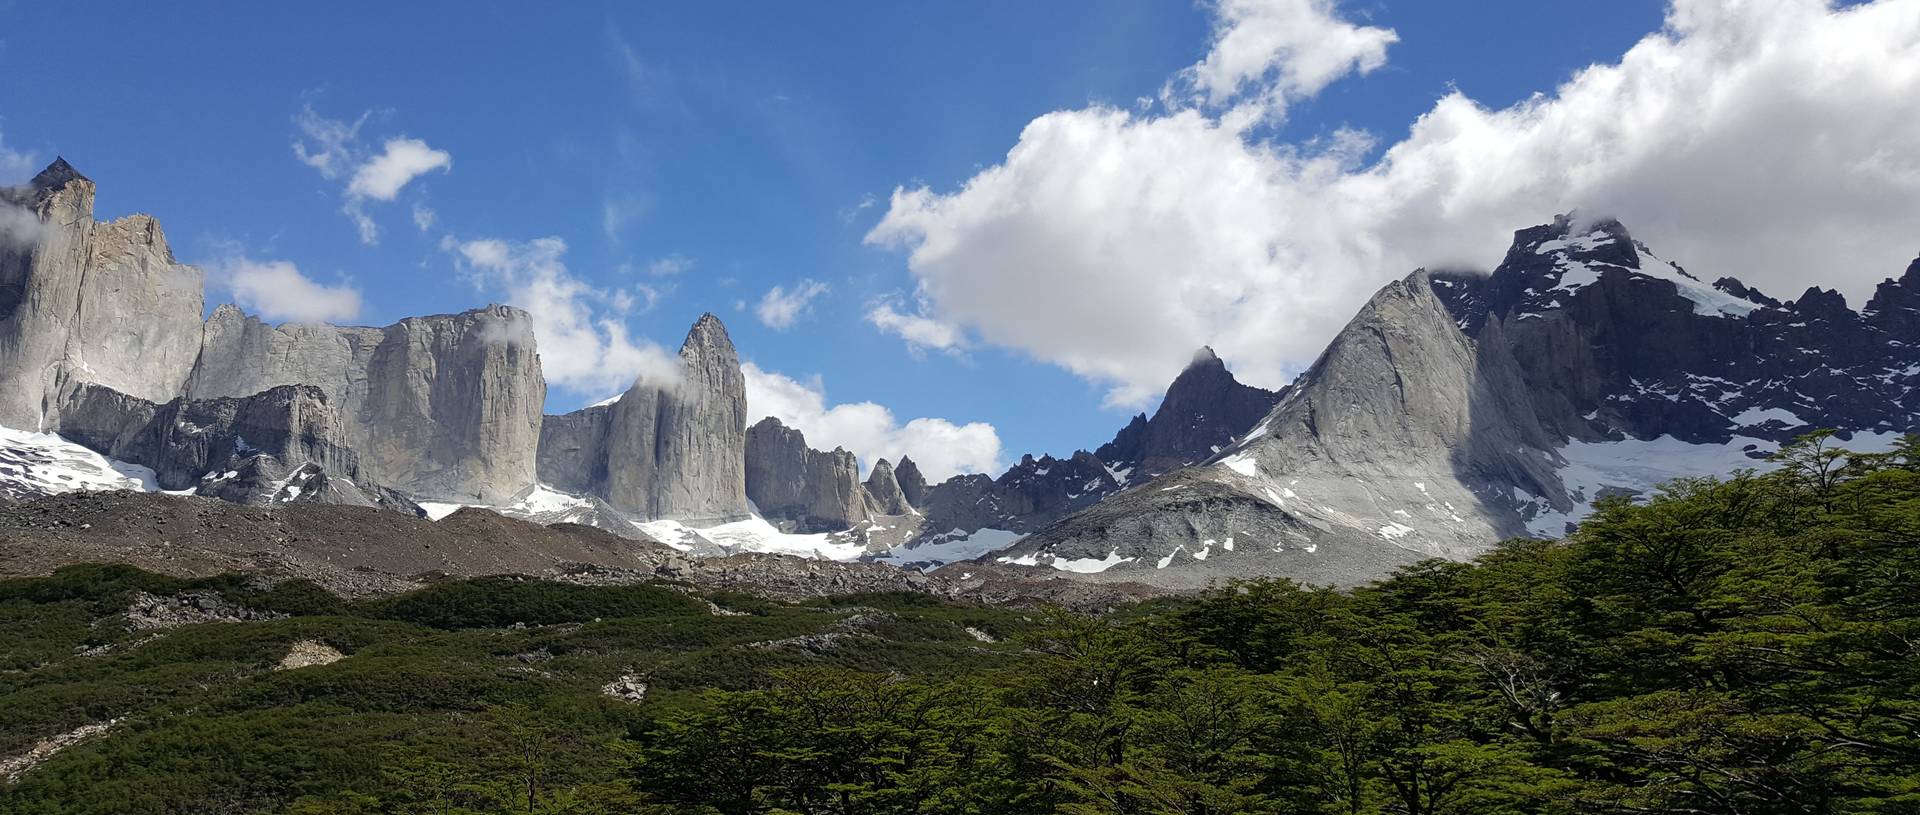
[54,381,419,513]
[538,314,752,524]
[183,304,545,504]
[745,417,870,532]
[0,159,545,506]
[0,159,204,430]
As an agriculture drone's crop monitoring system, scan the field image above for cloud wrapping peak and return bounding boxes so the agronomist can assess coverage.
[869,0,1920,406]
[0,130,38,184]
[215,256,364,324]
[447,235,682,395]
[742,362,1001,481]
[755,279,830,329]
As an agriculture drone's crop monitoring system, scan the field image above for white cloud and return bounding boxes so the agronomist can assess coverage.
[292,106,450,245]
[742,362,1001,481]
[644,254,694,276]
[0,130,37,183]
[291,104,366,179]
[216,256,363,324]
[1166,0,1397,124]
[0,202,44,249]
[347,138,451,201]
[446,235,682,395]
[865,294,966,353]
[411,203,437,232]
[755,279,830,330]
[869,0,1920,406]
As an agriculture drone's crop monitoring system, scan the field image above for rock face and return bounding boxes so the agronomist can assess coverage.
[863,459,913,515]
[920,451,1122,535]
[1095,347,1281,486]
[893,457,930,508]
[537,314,751,524]
[999,269,1559,585]
[1429,216,1920,445]
[53,381,419,513]
[0,159,205,430]
[0,160,544,507]
[745,417,870,532]
[182,304,544,504]
[1004,217,1920,587]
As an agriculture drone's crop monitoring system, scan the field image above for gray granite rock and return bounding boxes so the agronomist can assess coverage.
[538,314,751,524]
[863,458,913,515]
[54,381,418,513]
[184,303,544,504]
[892,456,930,508]
[0,159,204,430]
[745,417,869,532]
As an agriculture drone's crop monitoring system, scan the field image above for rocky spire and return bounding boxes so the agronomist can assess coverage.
[600,313,751,523]
[864,458,913,515]
[893,456,930,508]
[1092,345,1281,485]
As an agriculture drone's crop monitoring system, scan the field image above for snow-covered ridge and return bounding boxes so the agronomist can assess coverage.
[0,425,163,500]
[1531,227,1760,318]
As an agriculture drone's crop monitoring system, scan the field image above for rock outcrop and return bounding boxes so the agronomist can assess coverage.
[53,381,419,513]
[1095,347,1281,486]
[0,159,205,430]
[182,304,544,504]
[863,458,913,515]
[537,314,751,524]
[920,451,1121,535]
[893,456,930,508]
[745,417,870,532]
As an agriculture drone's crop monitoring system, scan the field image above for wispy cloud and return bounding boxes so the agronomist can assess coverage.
[292,104,451,245]
[755,279,829,330]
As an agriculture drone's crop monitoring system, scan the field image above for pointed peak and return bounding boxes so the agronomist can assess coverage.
[31,157,88,190]
[870,457,895,474]
[679,312,737,355]
[1187,346,1222,368]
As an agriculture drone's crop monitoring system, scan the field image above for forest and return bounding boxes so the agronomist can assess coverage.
[2,431,1916,814]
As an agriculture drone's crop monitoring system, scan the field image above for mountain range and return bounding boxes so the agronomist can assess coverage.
[4,160,1916,590]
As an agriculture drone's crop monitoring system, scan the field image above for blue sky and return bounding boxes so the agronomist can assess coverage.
[5,0,1915,479]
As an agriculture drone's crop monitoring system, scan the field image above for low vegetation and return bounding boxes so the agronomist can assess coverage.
[2,432,1916,814]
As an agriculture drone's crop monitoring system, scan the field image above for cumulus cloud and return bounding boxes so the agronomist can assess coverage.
[348,138,450,201]
[292,105,450,245]
[755,279,830,329]
[865,294,966,353]
[742,361,1002,481]
[1166,0,1396,124]
[868,0,1920,406]
[215,256,363,324]
[445,235,682,395]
